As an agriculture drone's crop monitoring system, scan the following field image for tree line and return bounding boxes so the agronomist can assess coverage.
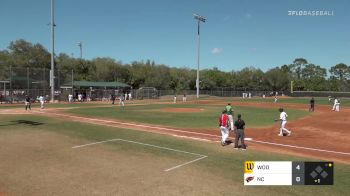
[0,39,349,92]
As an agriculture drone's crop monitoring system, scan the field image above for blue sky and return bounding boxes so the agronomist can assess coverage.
[1,0,349,71]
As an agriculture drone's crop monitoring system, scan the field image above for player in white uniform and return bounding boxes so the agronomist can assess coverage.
[39,95,45,109]
[332,98,340,112]
[78,93,82,102]
[119,94,125,106]
[225,103,234,131]
[275,108,291,136]
[68,94,73,102]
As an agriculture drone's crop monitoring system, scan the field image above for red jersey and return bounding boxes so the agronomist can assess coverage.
[219,114,229,127]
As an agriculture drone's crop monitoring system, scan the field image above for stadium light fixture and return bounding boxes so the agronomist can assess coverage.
[193,13,206,99]
[77,42,82,59]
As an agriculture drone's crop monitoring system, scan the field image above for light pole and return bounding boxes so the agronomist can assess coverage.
[193,13,206,99]
[27,66,29,95]
[77,42,82,59]
[50,0,56,102]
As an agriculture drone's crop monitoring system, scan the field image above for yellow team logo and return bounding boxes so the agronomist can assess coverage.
[245,161,255,173]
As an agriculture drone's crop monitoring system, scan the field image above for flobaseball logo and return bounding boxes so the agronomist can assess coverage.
[245,161,255,173]
[245,176,254,183]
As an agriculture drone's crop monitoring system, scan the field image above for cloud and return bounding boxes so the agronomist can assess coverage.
[211,48,223,54]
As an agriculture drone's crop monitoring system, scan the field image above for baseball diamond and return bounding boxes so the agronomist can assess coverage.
[1,0,350,195]
[0,96,349,195]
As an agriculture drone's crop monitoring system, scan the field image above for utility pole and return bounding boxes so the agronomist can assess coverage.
[27,67,29,95]
[193,13,206,99]
[10,65,13,104]
[50,0,56,102]
[71,69,74,95]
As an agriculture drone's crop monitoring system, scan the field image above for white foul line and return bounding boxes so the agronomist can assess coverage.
[72,138,207,172]
[164,155,207,172]
[72,138,120,149]
[251,139,350,156]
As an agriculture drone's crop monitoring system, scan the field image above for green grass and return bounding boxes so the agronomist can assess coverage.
[0,115,349,196]
[67,103,309,128]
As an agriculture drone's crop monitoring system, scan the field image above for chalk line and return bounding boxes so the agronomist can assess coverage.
[72,138,208,172]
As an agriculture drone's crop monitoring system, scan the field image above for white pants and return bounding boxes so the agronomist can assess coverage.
[174,97,177,103]
[40,101,44,109]
[228,115,233,131]
[119,100,124,106]
[220,126,229,143]
[280,121,290,135]
[335,105,340,112]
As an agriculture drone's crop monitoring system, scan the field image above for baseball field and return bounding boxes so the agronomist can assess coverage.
[0,96,349,195]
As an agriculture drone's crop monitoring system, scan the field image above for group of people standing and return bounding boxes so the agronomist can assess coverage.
[173,94,187,103]
[219,103,296,150]
[219,103,247,150]
[24,95,45,110]
[312,96,341,112]
[111,93,132,106]
[331,97,340,112]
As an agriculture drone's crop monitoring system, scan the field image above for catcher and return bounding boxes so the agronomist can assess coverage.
[275,108,291,136]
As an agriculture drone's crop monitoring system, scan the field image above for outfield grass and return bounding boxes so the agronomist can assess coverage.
[67,103,309,128]
[0,115,349,195]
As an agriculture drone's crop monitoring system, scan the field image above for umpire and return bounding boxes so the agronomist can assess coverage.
[234,114,246,150]
[309,97,315,112]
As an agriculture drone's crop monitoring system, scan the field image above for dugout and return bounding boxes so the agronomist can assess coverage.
[61,80,131,101]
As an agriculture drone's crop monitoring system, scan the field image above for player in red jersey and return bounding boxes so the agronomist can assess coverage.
[219,110,230,146]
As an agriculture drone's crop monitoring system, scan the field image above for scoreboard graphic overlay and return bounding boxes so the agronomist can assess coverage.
[244,161,333,186]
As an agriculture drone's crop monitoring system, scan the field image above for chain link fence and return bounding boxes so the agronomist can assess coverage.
[0,67,132,103]
[0,66,52,103]
[290,91,350,98]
